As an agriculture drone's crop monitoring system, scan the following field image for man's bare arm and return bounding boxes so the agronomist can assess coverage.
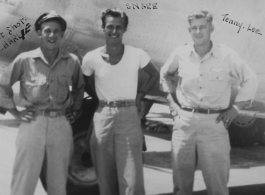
[136,61,159,112]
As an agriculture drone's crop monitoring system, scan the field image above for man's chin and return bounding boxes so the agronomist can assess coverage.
[108,39,122,46]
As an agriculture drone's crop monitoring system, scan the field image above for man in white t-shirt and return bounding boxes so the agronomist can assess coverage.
[82,8,159,195]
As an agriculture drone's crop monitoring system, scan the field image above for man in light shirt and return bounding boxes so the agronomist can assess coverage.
[160,10,259,195]
[0,11,84,195]
[82,8,159,195]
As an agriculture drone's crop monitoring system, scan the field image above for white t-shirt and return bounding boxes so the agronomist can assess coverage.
[82,45,150,101]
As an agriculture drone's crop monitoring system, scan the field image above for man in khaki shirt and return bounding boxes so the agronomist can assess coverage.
[0,11,84,195]
[160,10,259,195]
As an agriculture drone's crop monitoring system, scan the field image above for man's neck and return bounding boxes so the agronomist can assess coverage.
[41,47,59,65]
[194,41,212,59]
[104,44,124,56]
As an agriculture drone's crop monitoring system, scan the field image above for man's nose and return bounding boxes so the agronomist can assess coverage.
[196,28,200,34]
[49,32,55,37]
[112,27,117,33]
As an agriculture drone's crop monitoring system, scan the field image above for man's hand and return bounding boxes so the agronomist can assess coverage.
[167,93,179,117]
[66,109,81,124]
[216,107,239,128]
[10,107,36,123]
[136,91,145,112]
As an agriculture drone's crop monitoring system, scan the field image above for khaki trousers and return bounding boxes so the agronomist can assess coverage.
[11,115,73,195]
[172,108,230,195]
[90,106,145,195]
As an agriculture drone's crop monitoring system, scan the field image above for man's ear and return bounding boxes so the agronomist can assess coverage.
[210,24,214,32]
[37,30,42,37]
[61,31,65,38]
[188,27,191,33]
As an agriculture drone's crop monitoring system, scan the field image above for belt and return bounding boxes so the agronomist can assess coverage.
[180,107,226,114]
[36,110,66,117]
[99,100,136,108]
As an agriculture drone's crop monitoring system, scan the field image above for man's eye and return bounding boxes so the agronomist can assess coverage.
[106,26,113,30]
[54,29,60,34]
[44,29,51,34]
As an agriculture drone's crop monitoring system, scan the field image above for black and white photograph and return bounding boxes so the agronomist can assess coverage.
[0,0,264,195]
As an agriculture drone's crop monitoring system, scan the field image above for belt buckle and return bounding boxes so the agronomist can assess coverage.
[49,111,57,117]
[113,101,118,107]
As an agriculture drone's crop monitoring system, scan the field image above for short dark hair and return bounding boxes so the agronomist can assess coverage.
[35,11,67,32]
[101,8,129,29]
[188,10,213,24]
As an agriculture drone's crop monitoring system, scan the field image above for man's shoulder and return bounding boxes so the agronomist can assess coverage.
[11,48,39,64]
[83,47,102,62]
[66,52,79,61]
[84,47,103,58]
[16,48,39,59]
[214,43,239,57]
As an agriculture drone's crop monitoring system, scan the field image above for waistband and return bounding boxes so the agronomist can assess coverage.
[180,107,226,114]
[35,109,66,118]
[99,100,136,108]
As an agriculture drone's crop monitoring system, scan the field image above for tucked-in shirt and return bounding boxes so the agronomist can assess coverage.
[82,45,150,101]
[0,48,85,111]
[160,42,259,109]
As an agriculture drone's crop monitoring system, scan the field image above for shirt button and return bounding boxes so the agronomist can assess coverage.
[199,86,202,89]
[200,74,203,77]
[200,99,203,101]
[50,80,53,83]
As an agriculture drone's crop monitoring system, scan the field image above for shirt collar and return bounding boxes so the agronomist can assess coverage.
[185,41,220,58]
[31,47,71,60]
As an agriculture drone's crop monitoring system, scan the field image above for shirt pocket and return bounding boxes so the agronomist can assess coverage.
[24,76,47,103]
[25,77,47,86]
[203,70,229,94]
[57,75,71,101]
[178,66,199,92]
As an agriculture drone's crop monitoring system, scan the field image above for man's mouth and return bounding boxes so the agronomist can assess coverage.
[110,35,118,39]
[48,40,56,43]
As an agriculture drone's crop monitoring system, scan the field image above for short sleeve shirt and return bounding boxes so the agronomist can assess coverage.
[82,45,150,101]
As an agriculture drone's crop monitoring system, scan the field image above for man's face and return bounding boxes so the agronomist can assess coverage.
[103,16,126,46]
[38,20,64,50]
[189,18,213,47]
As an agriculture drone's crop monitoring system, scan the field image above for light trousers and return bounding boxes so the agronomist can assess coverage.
[11,115,73,195]
[90,106,145,195]
[172,108,230,195]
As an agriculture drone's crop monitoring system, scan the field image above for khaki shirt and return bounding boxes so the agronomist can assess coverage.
[0,48,85,111]
[160,42,259,109]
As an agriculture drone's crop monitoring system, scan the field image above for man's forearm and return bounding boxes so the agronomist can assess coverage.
[84,75,98,101]
[0,107,7,115]
[232,101,250,111]
[139,74,159,95]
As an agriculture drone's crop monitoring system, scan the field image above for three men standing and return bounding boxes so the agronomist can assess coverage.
[0,11,84,195]
[82,8,159,195]
[0,7,260,195]
[161,10,259,195]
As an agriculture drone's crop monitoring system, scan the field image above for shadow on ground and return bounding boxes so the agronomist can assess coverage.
[158,183,265,195]
[0,119,20,128]
[143,146,265,170]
